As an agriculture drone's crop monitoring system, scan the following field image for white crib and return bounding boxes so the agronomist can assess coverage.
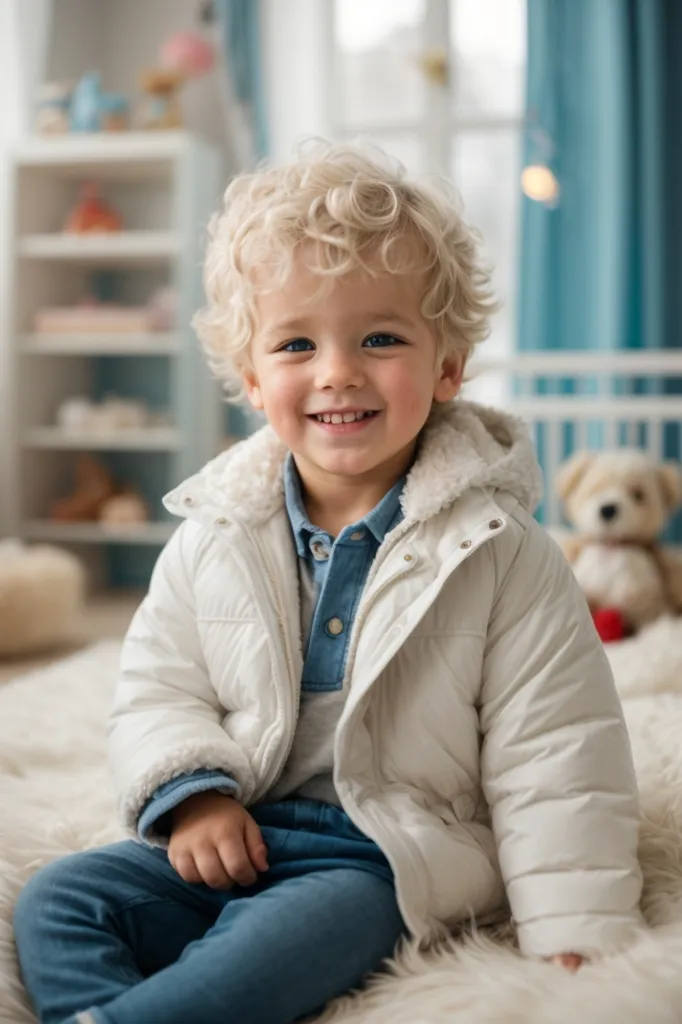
[469,351,682,530]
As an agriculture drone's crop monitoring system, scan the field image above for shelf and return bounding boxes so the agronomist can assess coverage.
[21,520,177,545]
[22,427,183,451]
[15,131,194,180]
[20,332,181,356]
[18,231,180,265]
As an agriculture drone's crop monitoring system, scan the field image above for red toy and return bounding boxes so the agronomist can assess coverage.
[591,607,628,644]
[64,182,123,234]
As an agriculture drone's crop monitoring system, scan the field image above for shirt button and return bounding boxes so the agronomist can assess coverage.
[489,519,503,530]
[326,617,344,636]
[460,539,472,549]
[350,531,365,541]
[311,541,330,561]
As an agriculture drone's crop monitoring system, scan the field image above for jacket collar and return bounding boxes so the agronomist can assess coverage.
[164,400,543,528]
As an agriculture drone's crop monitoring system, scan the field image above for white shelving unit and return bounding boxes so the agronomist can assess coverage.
[17,231,181,263]
[5,131,222,586]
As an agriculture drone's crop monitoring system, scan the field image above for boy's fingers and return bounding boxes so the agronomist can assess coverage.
[244,816,269,872]
[170,850,202,885]
[218,837,258,887]
[194,846,233,890]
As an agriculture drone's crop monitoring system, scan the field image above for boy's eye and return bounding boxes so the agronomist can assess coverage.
[280,338,314,353]
[363,333,403,348]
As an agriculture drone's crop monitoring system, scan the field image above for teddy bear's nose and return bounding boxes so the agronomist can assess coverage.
[600,503,619,522]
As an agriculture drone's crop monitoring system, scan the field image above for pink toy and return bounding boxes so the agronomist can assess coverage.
[160,31,216,78]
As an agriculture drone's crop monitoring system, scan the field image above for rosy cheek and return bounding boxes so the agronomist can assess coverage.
[383,366,430,417]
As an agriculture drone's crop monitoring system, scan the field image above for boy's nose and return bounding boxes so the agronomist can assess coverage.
[315,350,365,390]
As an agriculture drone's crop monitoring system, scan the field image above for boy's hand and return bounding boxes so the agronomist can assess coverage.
[168,791,269,889]
[548,954,584,972]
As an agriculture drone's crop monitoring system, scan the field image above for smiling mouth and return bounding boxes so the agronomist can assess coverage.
[309,410,379,424]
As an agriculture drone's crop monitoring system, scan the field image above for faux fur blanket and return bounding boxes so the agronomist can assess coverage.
[2,618,682,1023]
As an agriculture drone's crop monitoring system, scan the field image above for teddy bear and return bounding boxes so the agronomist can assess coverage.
[555,448,682,642]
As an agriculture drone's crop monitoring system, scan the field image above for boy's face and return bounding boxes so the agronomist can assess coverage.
[243,253,463,487]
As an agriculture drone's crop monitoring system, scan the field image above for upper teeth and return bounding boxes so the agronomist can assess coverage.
[316,411,373,424]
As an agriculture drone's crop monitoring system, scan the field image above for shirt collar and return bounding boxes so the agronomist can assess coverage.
[283,453,404,556]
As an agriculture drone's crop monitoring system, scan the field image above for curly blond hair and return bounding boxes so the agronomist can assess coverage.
[193,140,497,400]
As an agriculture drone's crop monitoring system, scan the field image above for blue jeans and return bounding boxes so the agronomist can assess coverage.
[13,800,405,1024]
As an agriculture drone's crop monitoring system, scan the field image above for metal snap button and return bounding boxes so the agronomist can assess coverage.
[489,519,502,530]
[326,617,344,636]
[460,539,472,549]
[183,495,195,506]
[215,517,228,526]
[350,531,365,541]
[403,554,413,562]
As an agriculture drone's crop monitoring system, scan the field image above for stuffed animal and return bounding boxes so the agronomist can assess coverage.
[63,183,123,234]
[556,449,682,641]
[51,455,117,522]
[100,492,149,526]
[137,70,186,130]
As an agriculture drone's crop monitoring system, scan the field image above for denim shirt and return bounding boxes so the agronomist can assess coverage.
[283,453,405,690]
[137,455,404,838]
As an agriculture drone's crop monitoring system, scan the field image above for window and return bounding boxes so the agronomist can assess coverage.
[331,0,527,361]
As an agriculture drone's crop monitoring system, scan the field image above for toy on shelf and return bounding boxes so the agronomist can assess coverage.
[35,73,130,135]
[146,286,179,331]
[137,70,186,130]
[0,539,85,657]
[100,491,149,526]
[50,455,150,525]
[55,396,170,433]
[34,288,179,335]
[69,72,130,133]
[137,30,215,130]
[35,82,72,134]
[100,93,130,132]
[51,455,117,521]
[556,449,682,643]
[63,183,123,234]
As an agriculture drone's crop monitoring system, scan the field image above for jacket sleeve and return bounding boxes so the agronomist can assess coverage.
[479,514,645,959]
[107,521,256,838]
[137,769,240,845]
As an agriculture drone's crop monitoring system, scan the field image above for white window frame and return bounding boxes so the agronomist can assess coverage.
[327,0,525,180]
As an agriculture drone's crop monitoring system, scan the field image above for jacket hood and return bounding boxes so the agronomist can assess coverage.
[164,399,543,526]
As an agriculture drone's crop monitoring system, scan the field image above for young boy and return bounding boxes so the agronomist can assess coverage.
[14,144,644,1024]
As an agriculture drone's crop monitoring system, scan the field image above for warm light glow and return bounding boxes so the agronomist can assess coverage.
[521,164,560,205]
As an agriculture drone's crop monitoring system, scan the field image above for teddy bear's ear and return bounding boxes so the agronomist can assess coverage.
[657,463,682,512]
[555,451,594,500]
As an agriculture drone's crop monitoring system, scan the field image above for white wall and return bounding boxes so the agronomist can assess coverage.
[47,0,102,81]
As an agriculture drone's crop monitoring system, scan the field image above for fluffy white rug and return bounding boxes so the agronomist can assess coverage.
[3,621,682,1023]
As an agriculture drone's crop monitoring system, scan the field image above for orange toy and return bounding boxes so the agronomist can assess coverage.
[64,183,123,234]
[51,455,117,521]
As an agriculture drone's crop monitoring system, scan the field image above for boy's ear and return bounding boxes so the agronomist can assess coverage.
[243,371,264,410]
[433,355,465,403]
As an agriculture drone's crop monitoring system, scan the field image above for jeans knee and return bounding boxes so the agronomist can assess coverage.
[14,851,95,944]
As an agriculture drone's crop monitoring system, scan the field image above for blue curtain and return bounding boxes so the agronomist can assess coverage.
[519,0,682,354]
[214,0,268,162]
[519,0,682,535]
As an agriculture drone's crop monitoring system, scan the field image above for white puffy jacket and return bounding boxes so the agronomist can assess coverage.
[108,400,644,958]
